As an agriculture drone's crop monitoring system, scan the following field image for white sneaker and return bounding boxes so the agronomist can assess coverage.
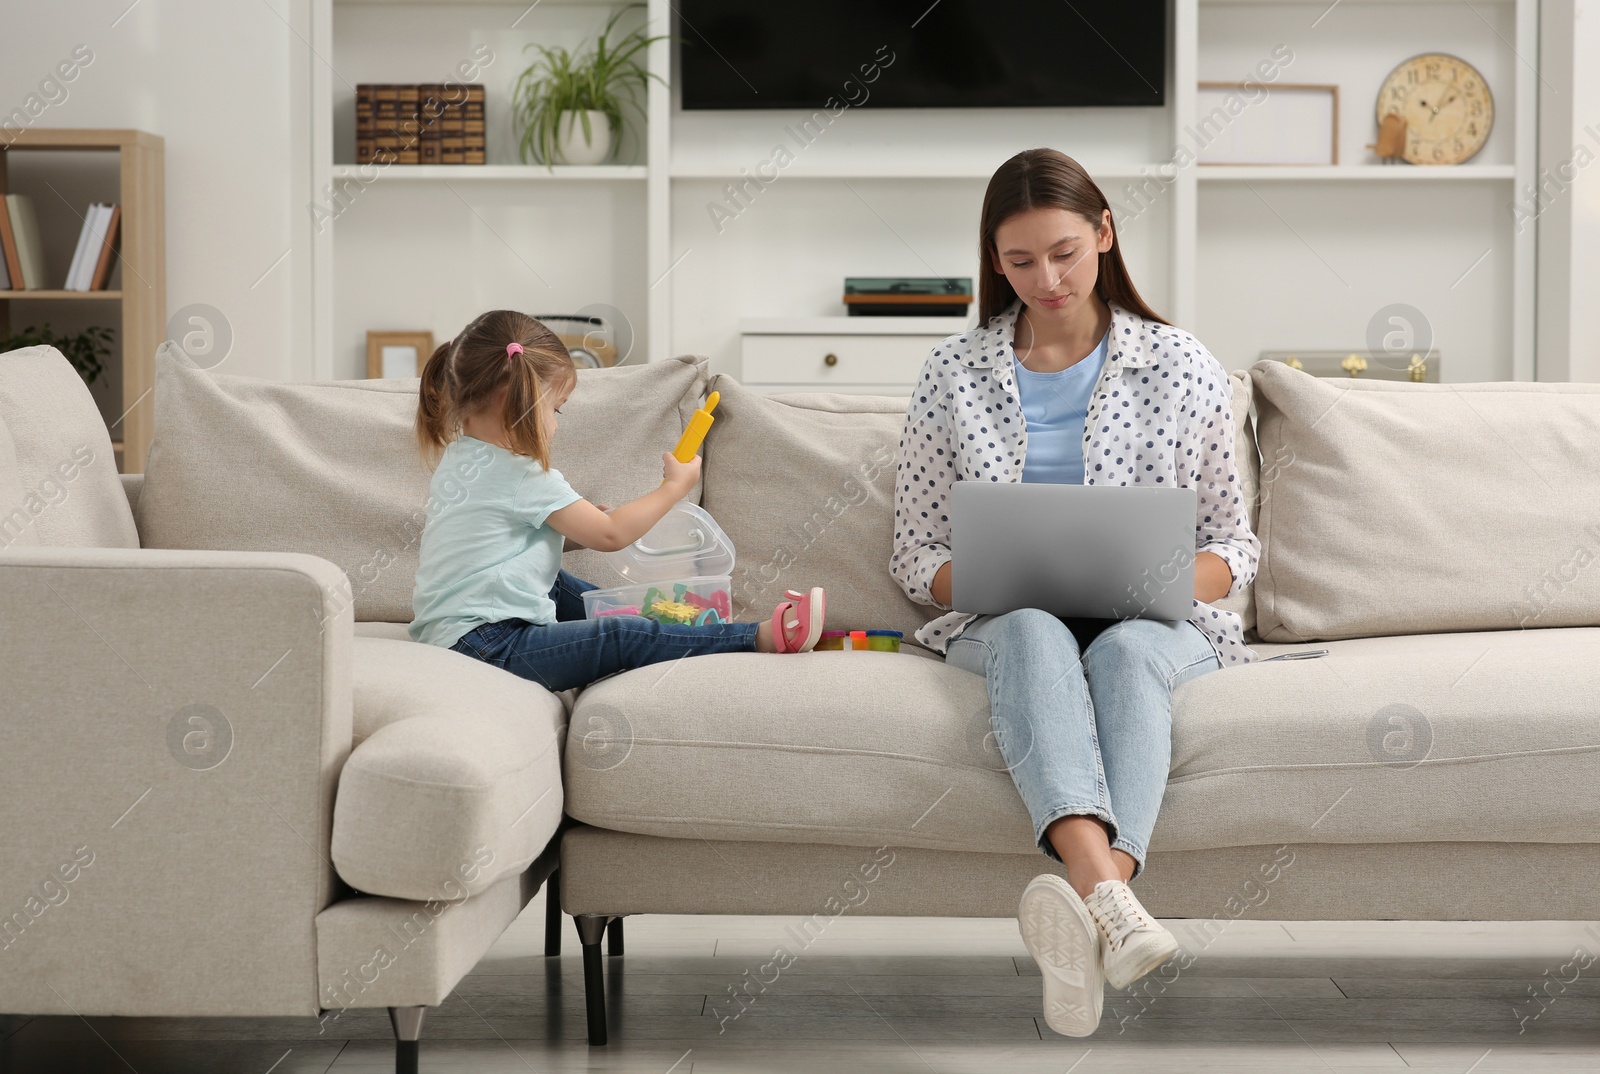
[1016,873,1103,1037]
[1084,879,1180,989]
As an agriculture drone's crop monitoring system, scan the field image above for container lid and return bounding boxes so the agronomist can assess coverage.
[602,501,736,583]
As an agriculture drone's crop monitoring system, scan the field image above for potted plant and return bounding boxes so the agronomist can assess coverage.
[0,323,115,385]
[512,5,666,168]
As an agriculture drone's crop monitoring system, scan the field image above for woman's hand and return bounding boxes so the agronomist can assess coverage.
[1194,550,1234,604]
[931,561,954,608]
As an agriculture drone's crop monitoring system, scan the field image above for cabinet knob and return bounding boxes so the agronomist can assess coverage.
[824,353,838,367]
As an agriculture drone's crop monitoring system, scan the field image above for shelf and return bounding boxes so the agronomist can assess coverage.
[742,316,974,336]
[0,127,163,473]
[1196,165,1515,181]
[672,163,1172,181]
[0,290,123,299]
[331,164,646,181]
[1,129,162,152]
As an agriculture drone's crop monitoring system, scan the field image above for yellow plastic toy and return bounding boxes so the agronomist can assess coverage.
[672,391,720,463]
[644,598,701,624]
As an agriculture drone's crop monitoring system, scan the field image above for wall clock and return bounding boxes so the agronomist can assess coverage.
[1375,52,1493,165]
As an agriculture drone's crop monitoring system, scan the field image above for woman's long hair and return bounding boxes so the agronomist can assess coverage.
[415,309,576,472]
[979,148,1169,327]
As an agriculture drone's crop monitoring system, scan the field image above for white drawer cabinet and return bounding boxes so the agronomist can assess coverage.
[739,316,972,398]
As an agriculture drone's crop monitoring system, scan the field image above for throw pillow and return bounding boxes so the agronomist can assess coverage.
[700,376,938,647]
[1251,358,1600,641]
[137,343,707,622]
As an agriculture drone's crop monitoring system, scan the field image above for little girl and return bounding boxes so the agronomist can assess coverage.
[409,309,826,691]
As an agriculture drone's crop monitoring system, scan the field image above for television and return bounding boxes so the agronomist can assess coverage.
[677,0,1167,111]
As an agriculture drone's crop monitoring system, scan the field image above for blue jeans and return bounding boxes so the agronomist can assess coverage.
[449,570,759,692]
[944,608,1221,879]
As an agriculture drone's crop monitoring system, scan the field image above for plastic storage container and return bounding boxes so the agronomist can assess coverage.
[582,502,736,626]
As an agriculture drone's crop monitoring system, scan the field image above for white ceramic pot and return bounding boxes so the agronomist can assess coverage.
[555,110,614,166]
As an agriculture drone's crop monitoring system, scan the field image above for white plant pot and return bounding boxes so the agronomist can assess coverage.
[555,110,614,166]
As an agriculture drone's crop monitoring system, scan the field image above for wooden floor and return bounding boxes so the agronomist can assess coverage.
[5,886,1599,1072]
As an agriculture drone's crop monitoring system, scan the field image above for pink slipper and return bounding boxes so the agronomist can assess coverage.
[771,587,826,653]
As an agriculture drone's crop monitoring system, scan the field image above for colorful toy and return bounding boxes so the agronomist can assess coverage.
[633,584,726,626]
[641,587,699,624]
[671,391,720,465]
[815,629,904,652]
[679,583,732,621]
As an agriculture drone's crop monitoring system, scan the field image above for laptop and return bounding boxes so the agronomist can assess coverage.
[949,482,1198,622]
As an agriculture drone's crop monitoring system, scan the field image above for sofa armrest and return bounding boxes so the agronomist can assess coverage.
[0,545,354,1017]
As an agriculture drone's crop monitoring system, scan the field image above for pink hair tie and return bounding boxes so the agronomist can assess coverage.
[506,342,524,361]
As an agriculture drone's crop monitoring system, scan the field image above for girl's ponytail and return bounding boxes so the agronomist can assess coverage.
[415,339,456,469]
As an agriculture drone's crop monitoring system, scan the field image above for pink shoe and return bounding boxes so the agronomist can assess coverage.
[771,587,826,653]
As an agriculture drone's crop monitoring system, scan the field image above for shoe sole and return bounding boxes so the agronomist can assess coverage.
[795,589,825,652]
[1017,874,1103,1037]
[1102,927,1180,990]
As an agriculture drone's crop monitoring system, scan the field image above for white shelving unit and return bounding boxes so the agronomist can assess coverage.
[329,164,647,181]
[306,0,1539,385]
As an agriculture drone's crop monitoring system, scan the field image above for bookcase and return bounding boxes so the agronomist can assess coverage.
[306,0,1538,386]
[0,129,166,473]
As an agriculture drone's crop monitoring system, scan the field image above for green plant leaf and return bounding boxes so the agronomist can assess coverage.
[510,2,671,168]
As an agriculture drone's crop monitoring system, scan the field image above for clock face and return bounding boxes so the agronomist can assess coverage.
[1376,53,1493,165]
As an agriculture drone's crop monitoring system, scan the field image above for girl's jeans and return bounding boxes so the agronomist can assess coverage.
[944,608,1221,880]
[449,570,759,692]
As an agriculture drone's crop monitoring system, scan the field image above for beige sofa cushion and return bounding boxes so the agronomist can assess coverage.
[333,637,565,902]
[1251,359,1600,642]
[700,377,938,644]
[0,345,138,550]
[564,626,1600,854]
[0,409,40,550]
[136,344,707,621]
[1211,369,1257,641]
[316,870,535,1011]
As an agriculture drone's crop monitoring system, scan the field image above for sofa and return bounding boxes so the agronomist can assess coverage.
[0,345,575,1074]
[5,340,1599,1058]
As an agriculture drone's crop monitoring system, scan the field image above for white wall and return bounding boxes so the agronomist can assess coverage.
[6,0,1596,391]
[0,0,313,405]
[1537,0,1600,381]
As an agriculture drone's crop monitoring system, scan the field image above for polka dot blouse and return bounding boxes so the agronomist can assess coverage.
[888,298,1262,667]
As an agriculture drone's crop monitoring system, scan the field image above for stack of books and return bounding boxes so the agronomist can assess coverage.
[356,84,486,166]
[0,196,119,291]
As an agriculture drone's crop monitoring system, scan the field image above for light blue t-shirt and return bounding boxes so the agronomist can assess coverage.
[1016,328,1110,485]
[409,435,583,649]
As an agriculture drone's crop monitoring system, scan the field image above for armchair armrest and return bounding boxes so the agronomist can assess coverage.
[0,545,354,1017]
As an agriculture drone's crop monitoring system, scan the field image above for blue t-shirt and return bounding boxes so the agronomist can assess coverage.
[409,435,583,649]
[1016,328,1110,485]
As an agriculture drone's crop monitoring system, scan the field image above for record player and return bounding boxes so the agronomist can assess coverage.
[843,277,973,317]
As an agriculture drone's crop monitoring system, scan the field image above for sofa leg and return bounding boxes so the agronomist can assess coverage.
[544,868,563,957]
[575,914,610,1045]
[388,1005,427,1074]
[606,915,624,956]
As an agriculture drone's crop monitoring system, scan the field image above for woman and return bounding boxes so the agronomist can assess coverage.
[888,148,1260,1037]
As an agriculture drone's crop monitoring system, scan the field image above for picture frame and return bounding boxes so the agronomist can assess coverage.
[366,330,434,379]
[1196,82,1339,166]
